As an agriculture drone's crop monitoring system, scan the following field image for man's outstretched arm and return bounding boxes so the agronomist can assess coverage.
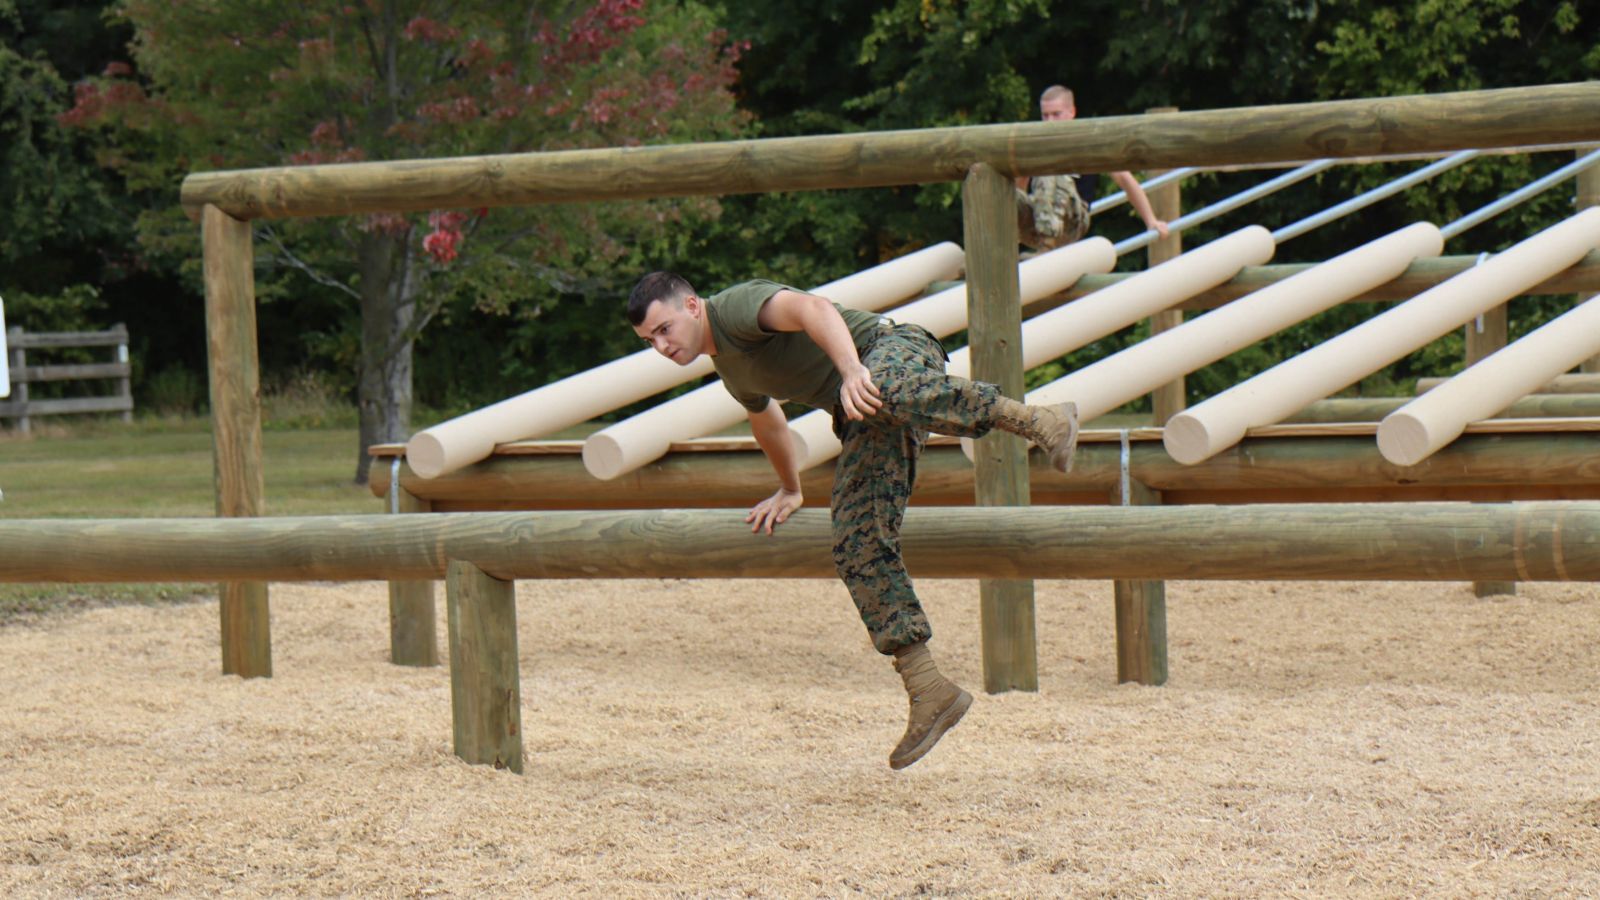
[745,399,804,535]
[1110,170,1170,239]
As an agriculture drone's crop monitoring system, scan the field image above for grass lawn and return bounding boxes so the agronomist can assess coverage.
[0,416,382,621]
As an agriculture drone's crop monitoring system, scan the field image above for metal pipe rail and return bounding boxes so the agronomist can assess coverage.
[5,503,1599,584]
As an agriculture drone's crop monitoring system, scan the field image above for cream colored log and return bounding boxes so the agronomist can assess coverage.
[949,226,1278,462]
[1030,223,1444,420]
[781,239,1119,471]
[1378,293,1600,465]
[1166,207,1600,465]
[592,238,1117,479]
[406,242,964,479]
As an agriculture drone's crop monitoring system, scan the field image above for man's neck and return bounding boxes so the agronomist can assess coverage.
[701,307,718,356]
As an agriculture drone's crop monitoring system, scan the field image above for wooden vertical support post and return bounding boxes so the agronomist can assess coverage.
[446,560,524,774]
[112,323,132,423]
[963,162,1037,693]
[202,204,271,678]
[1463,303,1516,598]
[388,480,439,666]
[1578,151,1600,373]
[1146,107,1185,425]
[1112,473,1168,684]
[9,327,28,434]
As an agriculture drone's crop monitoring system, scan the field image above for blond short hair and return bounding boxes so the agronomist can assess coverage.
[1039,85,1075,106]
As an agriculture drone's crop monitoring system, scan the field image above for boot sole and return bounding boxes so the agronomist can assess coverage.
[889,688,974,770]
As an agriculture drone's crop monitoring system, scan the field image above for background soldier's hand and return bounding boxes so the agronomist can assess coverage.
[747,486,803,534]
[839,363,883,421]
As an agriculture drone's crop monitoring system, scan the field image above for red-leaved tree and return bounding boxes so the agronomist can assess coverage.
[66,0,748,482]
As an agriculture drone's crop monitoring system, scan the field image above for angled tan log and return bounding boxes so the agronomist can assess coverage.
[1166,208,1600,465]
[951,227,1276,462]
[1379,294,1600,465]
[408,242,963,479]
[575,241,991,480]
[589,238,1116,479]
[963,227,1276,385]
[7,504,1600,583]
[1030,224,1444,419]
[1046,250,1600,313]
[181,84,1600,220]
[1417,372,1600,395]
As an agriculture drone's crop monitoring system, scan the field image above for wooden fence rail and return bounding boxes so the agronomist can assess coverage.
[1,324,133,432]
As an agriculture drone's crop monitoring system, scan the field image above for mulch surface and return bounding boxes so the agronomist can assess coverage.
[3,576,1597,896]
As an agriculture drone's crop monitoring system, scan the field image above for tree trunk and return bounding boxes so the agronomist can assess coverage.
[354,229,419,485]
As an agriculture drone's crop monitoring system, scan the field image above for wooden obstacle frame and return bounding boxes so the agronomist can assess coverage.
[6,502,1600,774]
[13,83,1594,772]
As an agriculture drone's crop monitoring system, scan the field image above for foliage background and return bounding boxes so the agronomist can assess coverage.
[3,0,1597,429]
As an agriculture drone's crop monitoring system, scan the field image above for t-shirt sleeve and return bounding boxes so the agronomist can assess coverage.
[712,280,788,349]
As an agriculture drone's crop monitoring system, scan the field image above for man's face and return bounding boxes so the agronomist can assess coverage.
[633,295,705,365]
[1040,96,1076,122]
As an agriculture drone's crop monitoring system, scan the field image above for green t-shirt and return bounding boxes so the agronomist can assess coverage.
[706,279,883,413]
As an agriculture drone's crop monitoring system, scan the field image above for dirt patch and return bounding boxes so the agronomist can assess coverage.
[2,577,1597,896]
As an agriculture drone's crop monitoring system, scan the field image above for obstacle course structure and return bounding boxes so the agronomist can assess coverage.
[6,84,1600,773]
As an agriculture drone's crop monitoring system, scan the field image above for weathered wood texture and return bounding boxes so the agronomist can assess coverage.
[1113,479,1168,686]
[1463,305,1517,598]
[1465,303,1509,368]
[1285,394,1600,422]
[367,432,1600,509]
[964,163,1037,693]
[1146,108,1185,426]
[0,325,133,431]
[180,84,1600,221]
[1580,153,1600,372]
[1417,372,1600,395]
[388,489,439,667]
[446,560,523,774]
[6,503,1600,583]
[1039,251,1600,315]
[202,204,270,679]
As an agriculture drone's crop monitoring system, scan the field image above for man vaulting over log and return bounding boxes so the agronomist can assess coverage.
[627,273,1079,769]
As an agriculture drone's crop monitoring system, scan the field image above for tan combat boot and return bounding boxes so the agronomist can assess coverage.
[992,397,1080,472]
[888,641,973,770]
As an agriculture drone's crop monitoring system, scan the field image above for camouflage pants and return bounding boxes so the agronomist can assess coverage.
[831,323,1005,655]
[1017,174,1091,251]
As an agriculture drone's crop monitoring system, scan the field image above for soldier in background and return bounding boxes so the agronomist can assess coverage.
[1017,85,1171,250]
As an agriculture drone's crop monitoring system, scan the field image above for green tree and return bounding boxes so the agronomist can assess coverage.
[65,0,748,482]
[0,1,127,296]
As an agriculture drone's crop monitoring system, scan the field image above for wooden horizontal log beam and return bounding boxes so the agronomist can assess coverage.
[180,84,1600,221]
[1285,394,1600,423]
[1416,372,1600,395]
[5,503,1600,583]
[369,432,1600,509]
[13,362,131,383]
[5,328,128,349]
[0,395,133,417]
[1038,250,1600,314]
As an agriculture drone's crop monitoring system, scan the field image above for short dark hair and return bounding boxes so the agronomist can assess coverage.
[627,271,695,326]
